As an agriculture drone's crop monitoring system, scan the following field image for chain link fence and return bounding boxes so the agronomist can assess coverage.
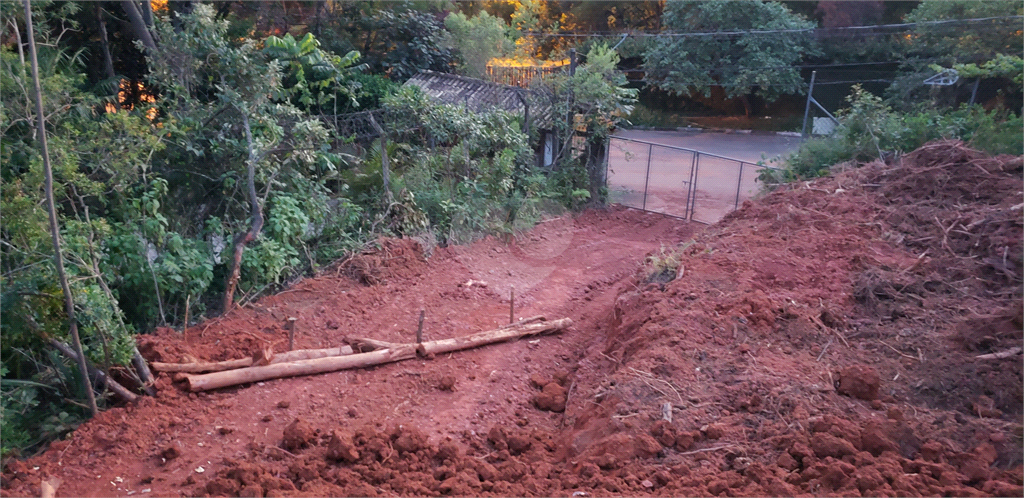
[606,136,777,224]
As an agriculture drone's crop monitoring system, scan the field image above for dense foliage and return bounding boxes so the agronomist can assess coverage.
[644,0,819,115]
[770,86,1023,182]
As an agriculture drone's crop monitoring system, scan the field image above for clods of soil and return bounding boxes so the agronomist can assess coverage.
[2,140,1021,498]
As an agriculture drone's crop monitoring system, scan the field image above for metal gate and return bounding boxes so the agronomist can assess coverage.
[605,137,777,224]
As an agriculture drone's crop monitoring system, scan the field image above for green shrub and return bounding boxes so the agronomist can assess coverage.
[625,104,686,129]
[778,86,1023,181]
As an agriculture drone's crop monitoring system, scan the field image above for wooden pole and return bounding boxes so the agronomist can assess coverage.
[801,70,817,139]
[187,345,420,391]
[416,309,425,344]
[185,319,572,392]
[24,0,98,416]
[150,345,355,373]
[509,285,515,324]
[287,317,297,351]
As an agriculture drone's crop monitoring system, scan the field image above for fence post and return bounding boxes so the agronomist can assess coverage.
[642,143,653,211]
[686,151,698,220]
[801,70,817,139]
[689,152,701,221]
[735,162,745,210]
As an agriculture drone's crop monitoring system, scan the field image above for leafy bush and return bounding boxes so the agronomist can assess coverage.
[777,86,1024,181]
[625,104,687,129]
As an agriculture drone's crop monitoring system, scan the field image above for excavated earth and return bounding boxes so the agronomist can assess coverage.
[2,140,1022,497]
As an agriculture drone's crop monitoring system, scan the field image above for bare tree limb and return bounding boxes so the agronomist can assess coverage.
[49,340,138,403]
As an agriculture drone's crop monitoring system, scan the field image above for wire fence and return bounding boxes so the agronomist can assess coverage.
[606,137,776,224]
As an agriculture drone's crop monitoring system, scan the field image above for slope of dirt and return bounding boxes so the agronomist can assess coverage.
[2,141,1021,498]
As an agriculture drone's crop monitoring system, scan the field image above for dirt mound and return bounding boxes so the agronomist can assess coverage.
[338,238,427,285]
[556,140,1022,496]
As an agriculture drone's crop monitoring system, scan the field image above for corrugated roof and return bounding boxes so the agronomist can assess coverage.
[404,71,553,128]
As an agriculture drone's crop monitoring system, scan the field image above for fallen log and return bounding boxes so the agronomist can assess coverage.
[344,316,549,353]
[345,337,403,353]
[416,318,572,356]
[131,346,156,396]
[150,345,355,373]
[185,318,572,392]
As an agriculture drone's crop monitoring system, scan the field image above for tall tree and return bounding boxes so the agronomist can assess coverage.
[121,0,158,51]
[145,5,335,311]
[21,0,98,417]
[445,10,512,78]
[644,0,818,116]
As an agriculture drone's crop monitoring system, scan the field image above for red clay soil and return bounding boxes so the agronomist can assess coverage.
[2,141,1021,497]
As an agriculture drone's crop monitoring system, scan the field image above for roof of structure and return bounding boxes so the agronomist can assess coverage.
[403,71,553,128]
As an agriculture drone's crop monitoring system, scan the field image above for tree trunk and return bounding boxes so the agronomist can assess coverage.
[739,93,753,117]
[367,113,392,203]
[96,5,119,109]
[586,135,608,204]
[23,0,99,417]
[222,111,264,312]
[120,0,157,51]
[139,0,154,28]
[185,318,572,391]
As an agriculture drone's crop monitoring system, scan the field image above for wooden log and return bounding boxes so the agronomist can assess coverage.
[131,346,157,396]
[346,316,549,353]
[185,318,572,392]
[150,345,355,373]
[416,318,572,356]
[344,337,404,353]
[252,344,274,366]
[186,345,420,392]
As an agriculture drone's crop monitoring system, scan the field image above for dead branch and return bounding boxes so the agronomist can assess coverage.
[975,347,1022,360]
[49,340,137,403]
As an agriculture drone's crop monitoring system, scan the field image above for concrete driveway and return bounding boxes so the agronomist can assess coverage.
[614,128,802,165]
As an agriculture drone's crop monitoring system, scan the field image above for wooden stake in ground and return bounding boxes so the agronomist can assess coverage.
[23,0,98,416]
[416,310,425,344]
[510,285,515,324]
[185,318,572,392]
[287,317,297,351]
